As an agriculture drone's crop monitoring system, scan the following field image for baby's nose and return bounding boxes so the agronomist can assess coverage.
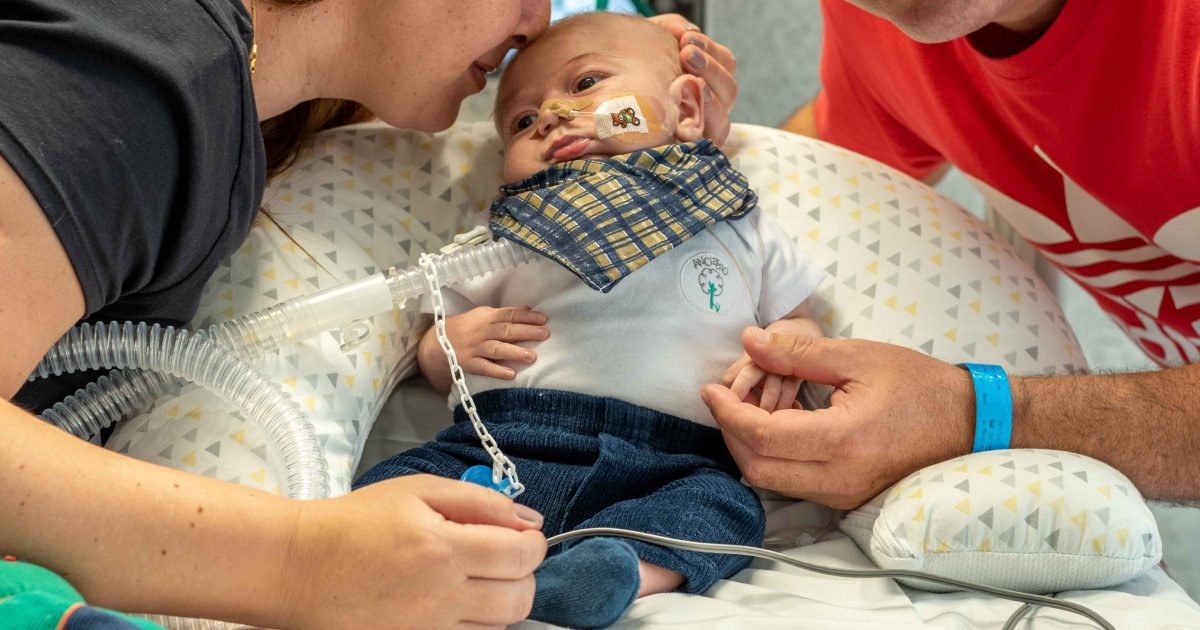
[536,106,561,136]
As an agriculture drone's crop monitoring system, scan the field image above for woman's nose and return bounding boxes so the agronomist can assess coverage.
[511,0,552,49]
[512,0,551,49]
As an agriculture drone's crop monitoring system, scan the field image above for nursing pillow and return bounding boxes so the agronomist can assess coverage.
[840,449,1162,593]
[104,120,1156,594]
[106,125,491,494]
[106,122,1094,514]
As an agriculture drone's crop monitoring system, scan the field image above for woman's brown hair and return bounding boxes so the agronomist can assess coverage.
[259,1,374,180]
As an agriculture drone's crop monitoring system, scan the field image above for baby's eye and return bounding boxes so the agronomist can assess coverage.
[573,74,602,93]
[512,113,537,134]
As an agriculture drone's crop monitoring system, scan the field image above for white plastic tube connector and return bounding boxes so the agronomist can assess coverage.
[31,321,329,500]
[212,274,395,357]
[386,238,538,305]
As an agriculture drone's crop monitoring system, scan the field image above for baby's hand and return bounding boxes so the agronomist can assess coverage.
[444,306,548,380]
[721,352,803,412]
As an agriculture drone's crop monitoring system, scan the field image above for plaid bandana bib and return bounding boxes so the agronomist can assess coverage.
[489,140,757,293]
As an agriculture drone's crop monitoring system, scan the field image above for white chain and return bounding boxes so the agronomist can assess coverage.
[418,251,524,498]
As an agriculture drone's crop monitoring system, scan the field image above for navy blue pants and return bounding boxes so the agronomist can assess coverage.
[354,388,765,594]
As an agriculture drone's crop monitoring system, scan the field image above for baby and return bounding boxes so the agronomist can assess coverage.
[355,12,826,628]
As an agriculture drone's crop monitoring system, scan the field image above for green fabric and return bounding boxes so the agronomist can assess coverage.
[0,560,165,629]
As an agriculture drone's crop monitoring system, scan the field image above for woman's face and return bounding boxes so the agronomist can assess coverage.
[348,0,550,132]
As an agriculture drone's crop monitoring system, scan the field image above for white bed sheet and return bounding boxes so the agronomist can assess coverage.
[523,538,1198,629]
[361,378,1200,630]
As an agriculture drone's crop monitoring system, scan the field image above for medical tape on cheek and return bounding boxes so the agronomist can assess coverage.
[590,93,660,142]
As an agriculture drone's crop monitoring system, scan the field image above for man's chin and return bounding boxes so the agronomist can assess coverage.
[850,0,993,44]
[897,23,979,44]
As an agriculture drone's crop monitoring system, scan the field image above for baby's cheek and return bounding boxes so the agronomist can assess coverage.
[502,148,540,184]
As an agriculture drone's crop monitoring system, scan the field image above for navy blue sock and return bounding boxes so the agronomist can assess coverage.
[529,537,641,629]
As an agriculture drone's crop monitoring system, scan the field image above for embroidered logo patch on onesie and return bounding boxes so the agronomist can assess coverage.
[680,251,735,315]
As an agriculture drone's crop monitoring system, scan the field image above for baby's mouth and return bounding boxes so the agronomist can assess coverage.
[545,136,594,162]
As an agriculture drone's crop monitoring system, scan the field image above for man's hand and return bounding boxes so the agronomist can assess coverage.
[284,475,547,629]
[650,13,737,146]
[703,327,974,509]
[722,352,802,412]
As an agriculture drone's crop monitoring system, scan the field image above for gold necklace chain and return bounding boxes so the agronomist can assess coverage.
[249,0,258,76]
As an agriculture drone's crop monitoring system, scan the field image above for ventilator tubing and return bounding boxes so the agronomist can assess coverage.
[30,321,330,500]
[36,238,538,497]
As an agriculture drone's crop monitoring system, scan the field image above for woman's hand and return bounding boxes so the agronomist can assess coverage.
[442,306,549,380]
[650,13,738,146]
[283,475,547,629]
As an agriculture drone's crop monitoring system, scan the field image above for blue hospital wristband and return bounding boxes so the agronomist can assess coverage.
[958,363,1013,453]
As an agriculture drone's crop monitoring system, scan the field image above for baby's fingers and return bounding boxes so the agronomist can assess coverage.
[722,354,754,386]
[489,309,549,343]
[759,374,783,411]
[777,376,804,412]
[495,306,548,326]
[730,363,765,401]
[483,340,537,365]
[488,324,548,345]
[463,356,520,380]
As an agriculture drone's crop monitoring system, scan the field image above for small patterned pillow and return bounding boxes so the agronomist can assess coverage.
[840,449,1163,593]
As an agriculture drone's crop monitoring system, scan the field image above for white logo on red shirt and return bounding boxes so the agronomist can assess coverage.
[964,149,1200,366]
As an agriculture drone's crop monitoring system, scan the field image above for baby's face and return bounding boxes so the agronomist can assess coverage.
[496,17,689,183]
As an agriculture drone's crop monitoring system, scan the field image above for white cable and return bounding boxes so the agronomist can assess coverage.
[546,527,1115,630]
[418,251,525,498]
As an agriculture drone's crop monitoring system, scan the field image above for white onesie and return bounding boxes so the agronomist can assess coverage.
[424,210,826,428]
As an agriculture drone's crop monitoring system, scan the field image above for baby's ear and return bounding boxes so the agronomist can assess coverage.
[669,74,706,142]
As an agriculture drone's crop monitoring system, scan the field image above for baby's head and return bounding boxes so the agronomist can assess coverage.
[495,12,706,183]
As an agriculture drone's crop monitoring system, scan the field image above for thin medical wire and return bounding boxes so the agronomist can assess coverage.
[1002,604,1036,630]
[547,528,1114,630]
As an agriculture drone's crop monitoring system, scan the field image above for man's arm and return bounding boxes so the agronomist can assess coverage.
[703,331,1200,508]
[1012,365,1200,504]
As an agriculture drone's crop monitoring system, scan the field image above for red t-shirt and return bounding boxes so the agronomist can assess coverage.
[814,0,1200,366]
